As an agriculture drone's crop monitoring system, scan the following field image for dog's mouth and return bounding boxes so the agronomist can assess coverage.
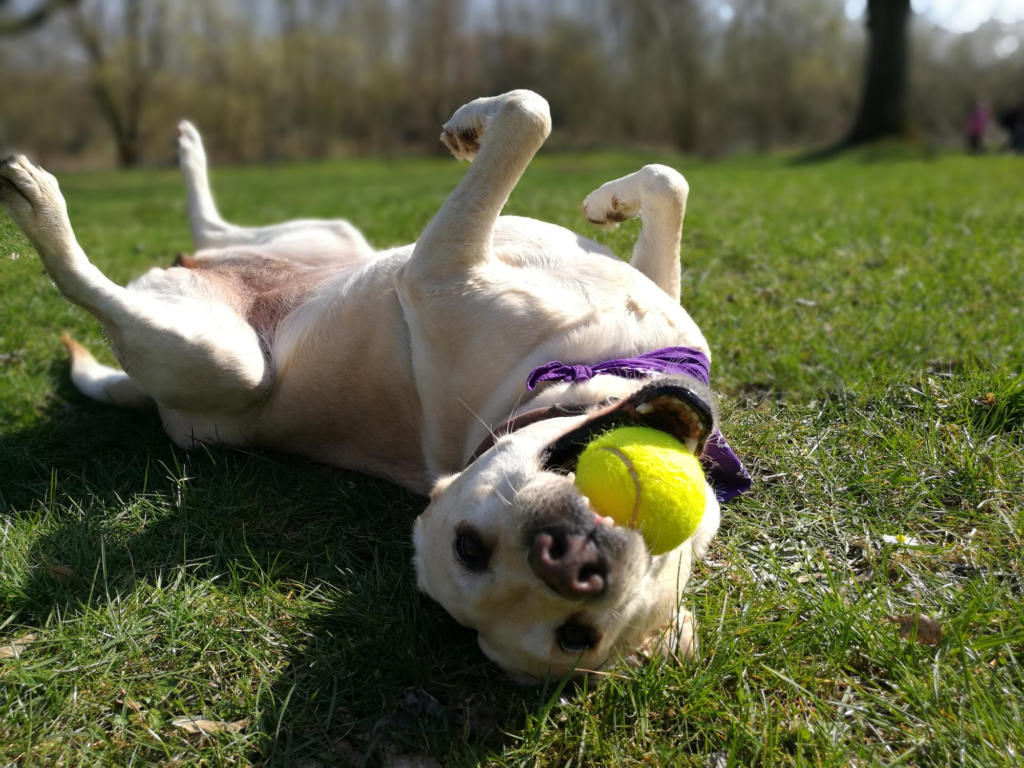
[541,380,714,475]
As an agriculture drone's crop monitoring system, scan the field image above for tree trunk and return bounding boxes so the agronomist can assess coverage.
[846,0,910,145]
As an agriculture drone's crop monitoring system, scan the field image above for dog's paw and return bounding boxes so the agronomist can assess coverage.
[177,120,208,174]
[441,90,550,162]
[582,165,688,228]
[0,155,70,246]
[441,100,488,162]
[634,610,697,664]
[582,181,641,230]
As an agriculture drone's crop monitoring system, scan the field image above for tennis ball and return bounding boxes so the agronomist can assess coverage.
[574,426,707,555]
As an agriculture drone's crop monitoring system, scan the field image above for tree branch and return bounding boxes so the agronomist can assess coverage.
[0,0,79,37]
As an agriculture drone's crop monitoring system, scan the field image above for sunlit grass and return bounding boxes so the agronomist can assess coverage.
[1,151,1022,766]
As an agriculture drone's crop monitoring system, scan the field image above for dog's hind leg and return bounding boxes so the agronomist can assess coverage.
[178,121,373,260]
[581,165,689,303]
[1,155,269,416]
[402,90,552,284]
[178,120,232,249]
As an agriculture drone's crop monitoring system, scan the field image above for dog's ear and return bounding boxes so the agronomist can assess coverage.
[429,472,459,500]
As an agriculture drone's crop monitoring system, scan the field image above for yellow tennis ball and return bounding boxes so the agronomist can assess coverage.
[574,426,707,555]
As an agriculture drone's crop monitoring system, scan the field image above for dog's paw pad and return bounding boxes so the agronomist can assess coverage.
[0,155,70,245]
[0,155,61,211]
[582,187,640,229]
[440,126,482,162]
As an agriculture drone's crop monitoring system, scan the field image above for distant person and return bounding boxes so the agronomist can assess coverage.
[965,100,989,153]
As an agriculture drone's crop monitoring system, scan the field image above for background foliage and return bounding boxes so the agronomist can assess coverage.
[2,0,1023,165]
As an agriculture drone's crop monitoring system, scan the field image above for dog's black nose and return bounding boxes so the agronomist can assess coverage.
[529,528,607,599]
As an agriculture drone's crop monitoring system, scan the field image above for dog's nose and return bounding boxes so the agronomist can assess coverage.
[529,528,607,599]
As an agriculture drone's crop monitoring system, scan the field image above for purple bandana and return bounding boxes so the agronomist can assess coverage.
[526,346,752,503]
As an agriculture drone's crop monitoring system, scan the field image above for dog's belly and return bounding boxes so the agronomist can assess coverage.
[255,248,429,492]
[251,218,618,490]
[196,216,704,494]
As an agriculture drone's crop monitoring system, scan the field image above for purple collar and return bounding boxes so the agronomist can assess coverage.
[525,346,752,503]
[527,346,714,391]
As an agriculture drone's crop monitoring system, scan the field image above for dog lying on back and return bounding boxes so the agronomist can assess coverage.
[0,91,747,682]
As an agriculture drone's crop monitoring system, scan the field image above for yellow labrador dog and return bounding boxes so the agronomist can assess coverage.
[0,90,748,683]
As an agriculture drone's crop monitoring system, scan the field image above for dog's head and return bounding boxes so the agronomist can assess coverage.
[413,377,722,682]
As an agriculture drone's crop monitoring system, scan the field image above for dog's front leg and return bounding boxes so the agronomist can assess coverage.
[582,165,690,302]
[401,90,551,285]
[396,91,551,476]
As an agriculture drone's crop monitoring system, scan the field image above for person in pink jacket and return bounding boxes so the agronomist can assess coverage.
[966,99,990,153]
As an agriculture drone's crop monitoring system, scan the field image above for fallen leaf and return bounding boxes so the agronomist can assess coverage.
[796,572,827,584]
[973,392,996,407]
[333,739,365,765]
[794,298,817,307]
[383,745,441,768]
[402,689,446,719]
[45,565,74,584]
[887,614,942,645]
[115,690,143,714]
[0,632,40,659]
[377,688,458,733]
[171,716,249,735]
[854,567,875,583]
[117,572,138,591]
[464,698,501,739]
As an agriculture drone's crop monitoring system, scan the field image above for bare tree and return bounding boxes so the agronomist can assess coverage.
[612,0,707,152]
[70,0,170,166]
[0,0,77,36]
[406,0,469,149]
[1,0,1015,164]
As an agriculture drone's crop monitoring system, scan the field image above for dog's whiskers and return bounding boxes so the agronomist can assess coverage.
[457,396,497,444]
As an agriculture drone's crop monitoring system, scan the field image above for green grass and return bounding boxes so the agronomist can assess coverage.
[2,150,1023,766]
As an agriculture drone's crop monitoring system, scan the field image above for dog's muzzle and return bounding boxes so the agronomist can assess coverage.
[520,478,648,601]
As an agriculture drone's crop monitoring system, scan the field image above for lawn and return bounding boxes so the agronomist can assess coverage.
[1,149,1023,767]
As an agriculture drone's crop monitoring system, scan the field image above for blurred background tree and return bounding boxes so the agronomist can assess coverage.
[1,0,1021,167]
[846,0,912,145]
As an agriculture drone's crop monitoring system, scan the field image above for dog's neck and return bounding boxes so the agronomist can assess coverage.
[472,346,714,462]
[469,355,752,504]
[468,375,656,466]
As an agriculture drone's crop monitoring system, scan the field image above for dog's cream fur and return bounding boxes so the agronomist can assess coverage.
[0,91,721,682]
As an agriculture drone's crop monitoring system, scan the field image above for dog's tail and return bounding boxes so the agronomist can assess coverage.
[61,334,155,410]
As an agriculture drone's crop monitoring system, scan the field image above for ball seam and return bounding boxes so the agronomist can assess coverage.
[599,446,641,528]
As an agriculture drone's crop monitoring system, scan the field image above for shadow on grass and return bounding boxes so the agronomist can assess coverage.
[0,368,553,765]
[790,138,942,166]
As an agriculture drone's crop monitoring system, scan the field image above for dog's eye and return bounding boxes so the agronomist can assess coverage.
[557,622,597,654]
[455,529,490,571]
